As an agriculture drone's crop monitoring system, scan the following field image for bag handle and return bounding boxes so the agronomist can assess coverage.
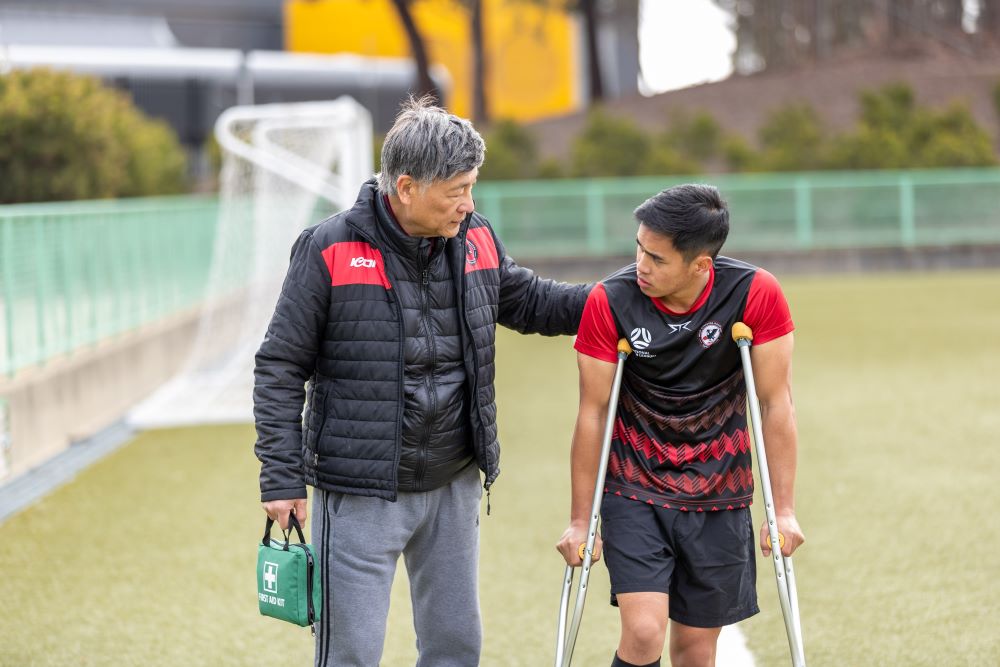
[262,512,307,550]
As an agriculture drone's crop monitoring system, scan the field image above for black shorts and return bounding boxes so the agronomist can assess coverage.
[600,492,759,628]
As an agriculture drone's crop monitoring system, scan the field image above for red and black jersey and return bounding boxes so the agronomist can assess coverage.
[574,256,794,512]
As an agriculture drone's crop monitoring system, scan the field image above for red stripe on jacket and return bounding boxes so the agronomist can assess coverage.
[464,227,499,273]
[321,241,391,289]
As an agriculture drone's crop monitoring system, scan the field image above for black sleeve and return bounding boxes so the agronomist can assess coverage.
[253,229,331,502]
[494,231,593,335]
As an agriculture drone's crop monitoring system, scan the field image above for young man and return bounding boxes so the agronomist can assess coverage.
[255,97,590,666]
[557,184,804,667]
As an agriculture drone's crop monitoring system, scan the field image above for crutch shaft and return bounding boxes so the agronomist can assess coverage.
[733,324,806,667]
[555,341,631,667]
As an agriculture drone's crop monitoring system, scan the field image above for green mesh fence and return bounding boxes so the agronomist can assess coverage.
[474,168,1000,257]
[2,168,999,377]
[0,196,218,377]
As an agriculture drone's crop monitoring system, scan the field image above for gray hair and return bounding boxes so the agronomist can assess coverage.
[376,96,485,194]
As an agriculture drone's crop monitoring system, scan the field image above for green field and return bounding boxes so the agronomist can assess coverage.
[2,270,999,666]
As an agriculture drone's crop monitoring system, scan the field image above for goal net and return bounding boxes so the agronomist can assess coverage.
[129,98,373,427]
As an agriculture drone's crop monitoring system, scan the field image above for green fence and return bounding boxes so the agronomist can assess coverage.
[0,196,218,377]
[475,168,1000,258]
[3,168,1000,378]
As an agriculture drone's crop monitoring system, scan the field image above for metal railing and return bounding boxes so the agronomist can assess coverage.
[3,167,999,377]
[474,168,1000,258]
[0,196,218,377]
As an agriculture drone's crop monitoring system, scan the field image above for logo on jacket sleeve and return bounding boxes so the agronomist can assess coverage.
[463,226,499,273]
[322,241,391,289]
[698,321,723,348]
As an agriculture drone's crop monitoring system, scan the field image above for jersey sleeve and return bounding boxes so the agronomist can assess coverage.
[742,269,794,345]
[573,283,620,364]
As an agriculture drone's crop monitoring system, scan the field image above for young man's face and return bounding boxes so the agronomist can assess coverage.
[395,168,478,238]
[634,223,709,301]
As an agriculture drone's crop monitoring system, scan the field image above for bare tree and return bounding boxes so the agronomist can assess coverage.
[578,0,605,102]
[982,0,1000,41]
[389,0,442,102]
[523,0,605,104]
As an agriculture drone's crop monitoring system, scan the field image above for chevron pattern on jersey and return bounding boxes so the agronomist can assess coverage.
[617,422,752,466]
[619,372,747,436]
[620,391,746,436]
[607,451,754,498]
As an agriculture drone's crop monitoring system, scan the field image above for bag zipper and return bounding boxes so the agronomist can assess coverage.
[291,543,317,627]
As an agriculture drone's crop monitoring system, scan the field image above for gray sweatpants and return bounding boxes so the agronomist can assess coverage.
[312,464,483,667]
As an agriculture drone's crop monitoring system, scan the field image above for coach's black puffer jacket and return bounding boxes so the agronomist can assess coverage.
[254,180,590,501]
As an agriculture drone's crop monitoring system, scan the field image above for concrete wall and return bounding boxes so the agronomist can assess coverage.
[0,307,200,480]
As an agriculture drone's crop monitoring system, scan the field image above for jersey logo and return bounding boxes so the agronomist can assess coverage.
[668,320,692,334]
[699,321,723,348]
[465,239,479,265]
[630,327,652,350]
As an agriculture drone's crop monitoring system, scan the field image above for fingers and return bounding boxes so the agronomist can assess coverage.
[292,499,308,529]
[556,532,602,566]
[262,499,308,531]
[759,523,772,557]
[759,518,805,557]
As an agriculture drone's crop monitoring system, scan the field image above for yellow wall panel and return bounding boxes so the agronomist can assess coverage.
[285,0,578,122]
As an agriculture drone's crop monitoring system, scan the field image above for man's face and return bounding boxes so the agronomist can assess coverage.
[396,168,478,238]
[634,223,706,300]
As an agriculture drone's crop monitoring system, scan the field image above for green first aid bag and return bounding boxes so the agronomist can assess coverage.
[257,513,322,627]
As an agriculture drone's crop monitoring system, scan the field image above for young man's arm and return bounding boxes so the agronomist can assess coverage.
[556,353,618,565]
[749,331,805,556]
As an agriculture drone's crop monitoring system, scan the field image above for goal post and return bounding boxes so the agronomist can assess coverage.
[129,97,373,427]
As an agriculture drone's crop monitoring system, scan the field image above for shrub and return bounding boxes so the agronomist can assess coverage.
[756,104,830,171]
[570,109,651,177]
[479,119,539,180]
[828,84,996,169]
[663,111,723,160]
[0,68,187,203]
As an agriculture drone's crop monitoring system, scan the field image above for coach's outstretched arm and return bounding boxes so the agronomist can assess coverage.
[749,331,805,557]
[556,353,617,566]
[493,230,591,335]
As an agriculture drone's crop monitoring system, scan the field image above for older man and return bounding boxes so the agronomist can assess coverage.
[254,96,590,666]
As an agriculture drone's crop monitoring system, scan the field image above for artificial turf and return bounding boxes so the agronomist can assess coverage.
[1,269,998,665]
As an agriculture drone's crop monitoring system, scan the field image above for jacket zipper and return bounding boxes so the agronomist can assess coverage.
[414,261,434,487]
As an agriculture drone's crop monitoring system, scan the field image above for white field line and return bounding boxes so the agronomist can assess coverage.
[718,624,756,667]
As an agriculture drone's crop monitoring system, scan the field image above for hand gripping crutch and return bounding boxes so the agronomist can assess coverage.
[732,322,806,667]
[554,338,632,667]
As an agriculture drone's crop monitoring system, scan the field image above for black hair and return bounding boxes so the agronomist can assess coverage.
[633,184,729,261]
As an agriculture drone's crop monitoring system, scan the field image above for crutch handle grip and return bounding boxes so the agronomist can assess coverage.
[732,322,753,343]
[577,543,586,561]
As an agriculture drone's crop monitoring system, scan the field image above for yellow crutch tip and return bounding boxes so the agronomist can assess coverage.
[617,338,632,355]
[732,322,753,343]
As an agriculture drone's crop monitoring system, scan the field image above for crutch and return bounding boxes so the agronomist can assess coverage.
[732,322,806,667]
[554,338,632,667]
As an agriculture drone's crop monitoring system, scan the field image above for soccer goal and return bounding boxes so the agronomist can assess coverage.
[129,98,373,427]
